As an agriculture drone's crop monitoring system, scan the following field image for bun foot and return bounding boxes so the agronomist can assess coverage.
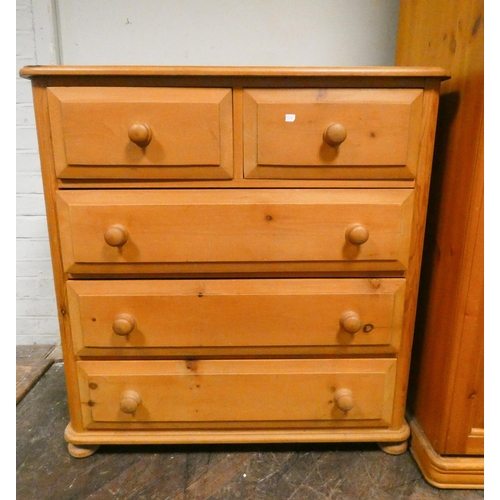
[377,440,408,455]
[67,443,100,458]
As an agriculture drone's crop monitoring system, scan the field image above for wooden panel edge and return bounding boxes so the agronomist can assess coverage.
[64,420,410,445]
[389,80,442,428]
[20,65,450,79]
[408,414,484,489]
[31,81,85,431]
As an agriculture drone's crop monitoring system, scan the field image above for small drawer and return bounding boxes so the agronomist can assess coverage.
[56,188,414,275]
[243,88,423,180]
[67,278,406,355]
[77,358,397,429]
[47,87,233,180]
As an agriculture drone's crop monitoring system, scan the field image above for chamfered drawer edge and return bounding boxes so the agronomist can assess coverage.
[47,86,234,180]
[67,278,406,355]
[56,188,414,275]
[77,358,398,429]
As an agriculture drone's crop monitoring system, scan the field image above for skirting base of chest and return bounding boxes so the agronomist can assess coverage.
[64,421,410,458]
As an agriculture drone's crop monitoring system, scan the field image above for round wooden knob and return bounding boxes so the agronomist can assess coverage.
[128,123,152,147]
[339,311,362,333]
[334,388,354,412]
[120,390,141,414]
[323,123,347,147]
[345,224,369,245]
[112,313,136,336]
[104,224,128,247]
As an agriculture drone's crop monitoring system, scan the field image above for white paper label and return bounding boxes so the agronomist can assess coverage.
[285,114,296,122]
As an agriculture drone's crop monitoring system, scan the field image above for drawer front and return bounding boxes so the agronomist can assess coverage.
[47,87,233,180]
[56,189,414,274]
[243,88,423,179]
[67,278,406,354]
[77,359,397,428]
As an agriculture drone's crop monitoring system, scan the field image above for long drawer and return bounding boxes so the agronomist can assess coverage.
[67,278,405,355]
[56,189,414,275]
[77,358,397,429]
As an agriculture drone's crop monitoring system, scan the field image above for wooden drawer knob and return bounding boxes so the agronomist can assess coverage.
[112,313,136,336]
[345,224,369,245]
[334,388,354,412]
[323,123,347,147]
[120,390,141,414]
[339,311,362,333]
[104,224,129,247]
[128,123,152,147]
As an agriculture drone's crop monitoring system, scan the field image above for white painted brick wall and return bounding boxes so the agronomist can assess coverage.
[16,0,59,345]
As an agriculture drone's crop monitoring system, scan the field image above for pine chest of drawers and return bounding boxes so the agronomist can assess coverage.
[20,66,446,458]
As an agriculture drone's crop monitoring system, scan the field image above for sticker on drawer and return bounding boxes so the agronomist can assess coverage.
[243,88,424,180]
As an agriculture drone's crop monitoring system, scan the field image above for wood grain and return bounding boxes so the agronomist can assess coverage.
[66,278,406,354]
[397,0,484,460]
[20,65,448,78]
[56,188,414,274]
[77,358,397,428]
[47,86,233,180]
[243,88,423,179]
